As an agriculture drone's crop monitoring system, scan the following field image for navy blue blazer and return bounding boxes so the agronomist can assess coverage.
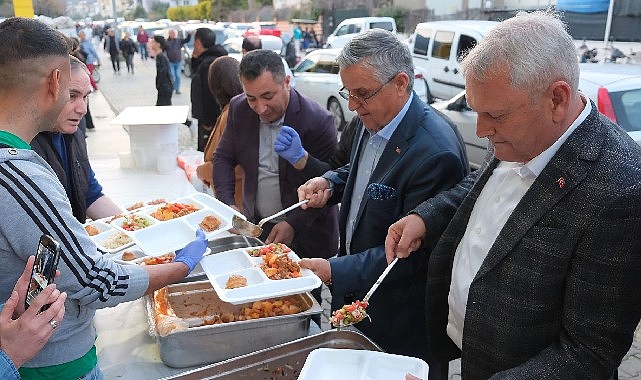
[213,88,339,259]
[326,93,469,361]
[414,102,641,378]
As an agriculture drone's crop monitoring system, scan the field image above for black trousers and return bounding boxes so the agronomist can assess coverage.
[156,90,172,106]
[109,52,120,72]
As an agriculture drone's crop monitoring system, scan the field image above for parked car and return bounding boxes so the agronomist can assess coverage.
[293,48,430,131]
[433,65,641,169]
[408,20,499,101]
[244,22,281,38]
[325,17,396,49]
[177,23,226,78]
[578,63,641,144]
[225,22,252,39]
[431,91,486,170]
[222,35,284,61]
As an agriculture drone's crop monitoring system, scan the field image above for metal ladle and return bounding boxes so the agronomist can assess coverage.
[231,199,310,237]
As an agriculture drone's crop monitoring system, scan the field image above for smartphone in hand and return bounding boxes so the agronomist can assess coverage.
[25,234,62,311]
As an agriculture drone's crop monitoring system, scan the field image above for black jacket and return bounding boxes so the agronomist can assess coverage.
[155,52,173,93]
[30,131,92,223]
[190,44,227,124]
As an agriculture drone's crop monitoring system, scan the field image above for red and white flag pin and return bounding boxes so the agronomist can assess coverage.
[556,177,565,188]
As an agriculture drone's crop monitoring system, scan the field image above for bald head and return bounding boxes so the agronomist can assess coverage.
[242,35,262,54]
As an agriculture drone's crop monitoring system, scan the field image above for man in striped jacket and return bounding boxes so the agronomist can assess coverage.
[0,18,207,380]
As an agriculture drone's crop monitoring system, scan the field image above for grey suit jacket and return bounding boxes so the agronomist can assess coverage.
[414,102,641,379]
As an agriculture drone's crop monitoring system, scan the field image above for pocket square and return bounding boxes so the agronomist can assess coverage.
[366,183,397,201]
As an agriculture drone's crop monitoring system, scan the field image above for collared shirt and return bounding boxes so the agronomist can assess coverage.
[255,116,285,221]
[446,96,591,349]
[345,93,413,253]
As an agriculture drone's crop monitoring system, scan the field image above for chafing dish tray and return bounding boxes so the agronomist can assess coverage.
[161,330,381,379]
[146,280,322,368]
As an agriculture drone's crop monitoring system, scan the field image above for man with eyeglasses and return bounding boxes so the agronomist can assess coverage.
[212,49,339,310]
[296,29,468,379]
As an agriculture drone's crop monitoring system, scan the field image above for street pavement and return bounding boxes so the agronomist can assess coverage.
[88,45,641,379]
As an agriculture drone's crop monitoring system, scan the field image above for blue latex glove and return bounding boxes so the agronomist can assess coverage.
[274,126,306,165]
[174,228,207,274]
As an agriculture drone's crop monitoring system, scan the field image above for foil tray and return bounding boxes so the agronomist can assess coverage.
[146,280,322,368]
[161,330,382,379]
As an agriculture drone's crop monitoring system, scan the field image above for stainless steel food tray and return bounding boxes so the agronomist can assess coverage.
[146,280,322,368]
[160,330,382,379]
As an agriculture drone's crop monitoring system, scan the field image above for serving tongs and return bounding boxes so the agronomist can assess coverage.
[232,199,310,238]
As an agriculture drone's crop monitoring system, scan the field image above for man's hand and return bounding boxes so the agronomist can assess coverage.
[174,229,208,274]
[297,177,332,209]
[384,214,426,263]
[1,256,67,368]
[274,126,307,167]
[299,258,331,284]
[265,221,295,245]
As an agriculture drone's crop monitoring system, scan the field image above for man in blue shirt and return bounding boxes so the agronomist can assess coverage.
[31,56,122,222]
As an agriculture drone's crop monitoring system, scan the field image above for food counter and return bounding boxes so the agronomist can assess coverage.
[94,233,324,379]
[94,297,323,379]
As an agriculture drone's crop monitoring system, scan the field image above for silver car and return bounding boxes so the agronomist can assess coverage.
[434,64,641,169]
[293,48,430,130]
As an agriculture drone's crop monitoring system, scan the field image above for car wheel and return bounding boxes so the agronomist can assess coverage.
[328,98,346,131]
[183,60,192,78]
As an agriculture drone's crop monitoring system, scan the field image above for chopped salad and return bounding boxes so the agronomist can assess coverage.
[247,243,291,257]
[120,215,153,231]
[330,300,370,328]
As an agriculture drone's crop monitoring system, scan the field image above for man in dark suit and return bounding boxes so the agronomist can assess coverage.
[295,29,469,378]
[189,27,227,151]
[212,49,339,263]
[386,10,641,379]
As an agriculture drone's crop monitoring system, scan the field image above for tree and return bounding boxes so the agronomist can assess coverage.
[377,5,408,33]
[148,1,170,20]
[131,6,148,20]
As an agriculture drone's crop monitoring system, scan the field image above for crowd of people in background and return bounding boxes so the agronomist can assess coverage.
[3,11,641,380]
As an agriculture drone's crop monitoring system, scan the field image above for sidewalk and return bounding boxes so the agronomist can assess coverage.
[86,48,641,379]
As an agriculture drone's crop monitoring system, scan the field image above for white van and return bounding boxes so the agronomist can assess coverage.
[325,17,396,49]
[409,20,499,101]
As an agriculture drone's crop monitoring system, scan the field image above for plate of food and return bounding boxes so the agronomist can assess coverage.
[298,348,428,380]
[109,194,233,257]
[200,243,322,305]
[94,230,135,253]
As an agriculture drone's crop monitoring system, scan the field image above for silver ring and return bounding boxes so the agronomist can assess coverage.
[50,319,58,330]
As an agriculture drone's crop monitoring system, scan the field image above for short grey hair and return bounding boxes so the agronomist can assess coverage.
[336,29,414,92]
[461,9,579,100]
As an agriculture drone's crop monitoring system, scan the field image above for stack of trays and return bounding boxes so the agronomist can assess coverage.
[84,193,234,258]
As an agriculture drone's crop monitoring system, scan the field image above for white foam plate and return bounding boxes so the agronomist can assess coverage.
[93,230,135,253]
[108,193,233,257]
[298,348,429,380]
[200,245,322,305]
[110,246,148,265]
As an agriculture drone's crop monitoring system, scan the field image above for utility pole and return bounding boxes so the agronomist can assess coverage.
[603,0,615,48]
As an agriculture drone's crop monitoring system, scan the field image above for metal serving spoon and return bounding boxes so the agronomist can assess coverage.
[231,200,310,237]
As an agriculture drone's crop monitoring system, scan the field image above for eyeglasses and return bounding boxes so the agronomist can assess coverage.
[338,74,397,105]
